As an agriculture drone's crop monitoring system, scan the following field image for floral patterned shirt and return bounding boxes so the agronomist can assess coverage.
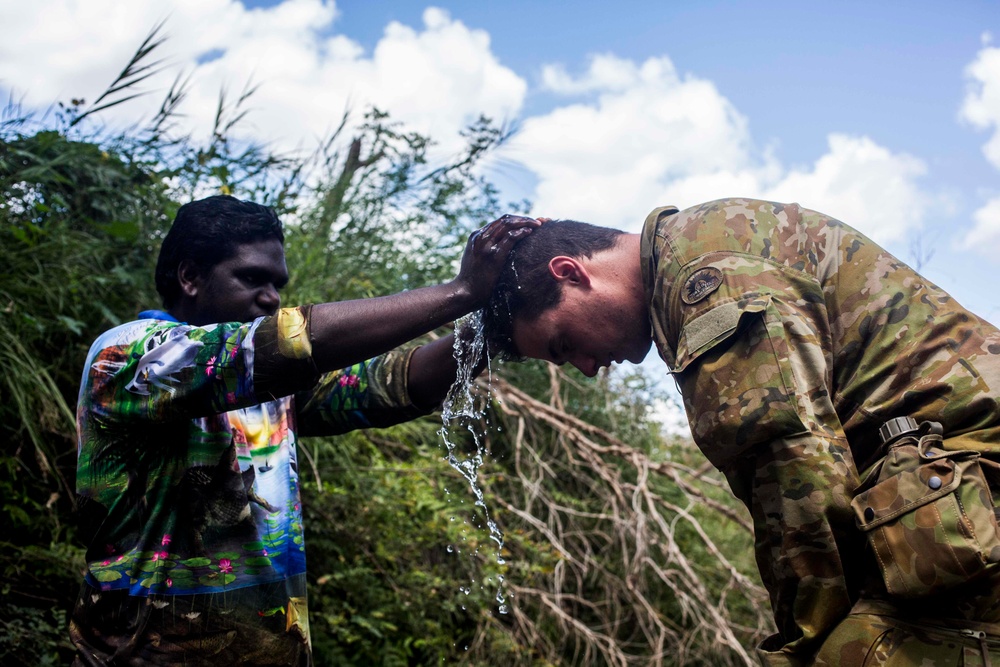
[71,306,423,664]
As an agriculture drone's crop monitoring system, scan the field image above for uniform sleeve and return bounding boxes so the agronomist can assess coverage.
[662,256,864,664]
[294,345,427,436]
[83,307,320,423]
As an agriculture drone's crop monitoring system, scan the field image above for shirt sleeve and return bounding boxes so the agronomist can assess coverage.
[82,307,320,423]
[661,255,864,664]
[293,345,428,436]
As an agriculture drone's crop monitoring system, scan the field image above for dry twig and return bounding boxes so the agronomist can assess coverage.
[482,372,772,666]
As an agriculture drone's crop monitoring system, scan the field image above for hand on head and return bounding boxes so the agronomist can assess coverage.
[455,214,541,306]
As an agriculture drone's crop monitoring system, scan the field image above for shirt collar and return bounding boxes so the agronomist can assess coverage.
[137,309,181,323]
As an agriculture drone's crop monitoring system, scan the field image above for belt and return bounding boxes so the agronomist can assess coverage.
[850,599,1000,666]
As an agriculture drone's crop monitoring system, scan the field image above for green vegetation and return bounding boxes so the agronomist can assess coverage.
[0,38,769,666]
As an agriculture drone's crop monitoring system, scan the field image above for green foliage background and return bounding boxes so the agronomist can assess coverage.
[0,49,769,666]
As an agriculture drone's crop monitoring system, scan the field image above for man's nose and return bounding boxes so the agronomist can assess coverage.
[258,285,280,311]
[571,356,599,378]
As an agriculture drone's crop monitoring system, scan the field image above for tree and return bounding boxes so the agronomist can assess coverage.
[0,120,174,665]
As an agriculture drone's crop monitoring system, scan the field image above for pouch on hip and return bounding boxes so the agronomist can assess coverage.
[851,421,1000,598]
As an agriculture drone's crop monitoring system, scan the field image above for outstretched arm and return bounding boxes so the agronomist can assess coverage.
[82,216,537,425]
[308,214,536,373]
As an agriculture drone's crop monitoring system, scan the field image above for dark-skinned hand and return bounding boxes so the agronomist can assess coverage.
[454,214,541,306]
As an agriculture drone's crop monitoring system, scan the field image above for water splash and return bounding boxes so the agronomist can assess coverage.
[440,310,487,421]
[439,309,508,614]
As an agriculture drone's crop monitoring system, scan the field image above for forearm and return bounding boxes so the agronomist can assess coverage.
[406,333,491,410]
[407,336,459,410]
[305,214,537,373]
[309,281,476,373]
[748,431,860,660]
[294,327,490,435]
[669,269,862,658]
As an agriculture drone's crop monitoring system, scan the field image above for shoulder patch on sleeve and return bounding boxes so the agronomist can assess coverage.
[681,267,723,305]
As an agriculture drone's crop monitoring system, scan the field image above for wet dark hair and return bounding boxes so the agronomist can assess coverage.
[155,195,284,307]
[482,219,625,360]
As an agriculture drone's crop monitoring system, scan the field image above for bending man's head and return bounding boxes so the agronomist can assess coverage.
[156,195,288,324]
[482,219,651,376]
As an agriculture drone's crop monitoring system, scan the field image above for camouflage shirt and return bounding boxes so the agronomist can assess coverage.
[72,306,424,665]
[640,199,1000,665]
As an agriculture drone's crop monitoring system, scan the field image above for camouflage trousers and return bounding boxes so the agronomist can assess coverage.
[814,599,1000,666]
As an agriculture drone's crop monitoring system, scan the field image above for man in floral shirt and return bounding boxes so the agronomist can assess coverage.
[70,195,538,665]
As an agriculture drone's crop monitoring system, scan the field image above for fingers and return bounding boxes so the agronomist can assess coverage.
[456,215,541,304]
[476,214,540,252]
[482,214,539,237]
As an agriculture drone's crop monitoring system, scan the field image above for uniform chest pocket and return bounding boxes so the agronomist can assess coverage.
[851,430,1000,598]
[671,296,770,373]
[673,294,823,474]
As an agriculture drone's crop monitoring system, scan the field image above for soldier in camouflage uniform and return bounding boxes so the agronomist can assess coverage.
[483,198,1000,665]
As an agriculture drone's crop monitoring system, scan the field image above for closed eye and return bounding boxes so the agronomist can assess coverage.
[239,272,264,286]
[241,271,287,290]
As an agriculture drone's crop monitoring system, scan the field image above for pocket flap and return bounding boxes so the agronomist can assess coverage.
[851,457,959,530]
[673,295,770,373]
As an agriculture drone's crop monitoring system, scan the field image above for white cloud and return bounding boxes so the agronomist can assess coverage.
[961,45,1000,170]
[0,2,526,157]
[958,43,1000,254]
[0,0,278,108]
[540,53,648,95]
[764,134,929,244]
[506,53,930,241]
[0,2,938,245]
[506,54,753,230]
[961,196,1000,254]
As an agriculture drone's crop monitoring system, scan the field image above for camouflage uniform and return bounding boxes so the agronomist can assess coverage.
[640,198,1000,665]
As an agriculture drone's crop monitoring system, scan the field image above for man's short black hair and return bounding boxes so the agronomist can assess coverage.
[482,219,625,360]
[155,195,285,307]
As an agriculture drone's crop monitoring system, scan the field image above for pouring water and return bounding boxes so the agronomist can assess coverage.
[439,310,508,614]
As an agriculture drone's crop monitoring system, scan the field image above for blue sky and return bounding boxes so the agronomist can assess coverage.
[331,1,994,161]
[336,1,992,167]
[2,0,999,330]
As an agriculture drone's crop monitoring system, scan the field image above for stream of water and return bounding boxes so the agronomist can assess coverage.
[438,309,508,615]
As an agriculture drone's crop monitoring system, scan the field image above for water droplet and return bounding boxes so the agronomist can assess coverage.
[498,605,508,614]
[446,545,454,553]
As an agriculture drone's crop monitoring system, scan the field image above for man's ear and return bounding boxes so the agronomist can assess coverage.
[177,259,203,299]
[548,256,591,288]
